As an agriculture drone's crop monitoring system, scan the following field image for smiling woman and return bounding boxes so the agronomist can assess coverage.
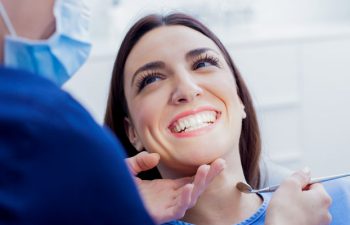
[105,14,261,187]
[122,24,253,180]
[104,13,350,225]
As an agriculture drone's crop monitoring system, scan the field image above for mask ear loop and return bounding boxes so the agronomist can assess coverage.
[0,0,17,36]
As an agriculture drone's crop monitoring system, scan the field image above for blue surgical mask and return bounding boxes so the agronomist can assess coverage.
[0,0,92,86]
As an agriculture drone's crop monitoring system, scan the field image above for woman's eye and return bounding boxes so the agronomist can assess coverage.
[193,55,220,70]
[194,61,212,69]
[137,74,163,91]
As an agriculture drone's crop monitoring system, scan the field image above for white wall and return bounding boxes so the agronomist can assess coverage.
[300,39,350,176]
[226,30,350,176]
[253,0,350,25]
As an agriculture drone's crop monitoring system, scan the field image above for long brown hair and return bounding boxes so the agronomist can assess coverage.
[104,13,261,188]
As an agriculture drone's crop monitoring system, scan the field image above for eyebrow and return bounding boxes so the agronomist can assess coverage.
[131,61,166,86]
[185,48,219,60]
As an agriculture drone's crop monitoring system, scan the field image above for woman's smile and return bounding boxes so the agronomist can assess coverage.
[168,107,221,138]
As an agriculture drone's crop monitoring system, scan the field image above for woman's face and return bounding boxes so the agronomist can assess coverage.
[123,25,246,177]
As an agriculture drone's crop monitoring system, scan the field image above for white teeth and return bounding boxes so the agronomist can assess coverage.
[171,111,217,133]
[184,120,190,128]
[196,116,202,124]
[179,121,185,130]
[190,117,196,126]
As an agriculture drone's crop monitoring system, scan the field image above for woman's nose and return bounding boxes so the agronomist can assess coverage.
[170,75,203,104]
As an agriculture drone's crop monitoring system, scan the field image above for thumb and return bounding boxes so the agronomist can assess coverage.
[125,151,160,175]
[286,167,311,190]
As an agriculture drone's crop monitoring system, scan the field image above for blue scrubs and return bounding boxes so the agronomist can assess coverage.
[164,179,350,225]
[0,67,155,225]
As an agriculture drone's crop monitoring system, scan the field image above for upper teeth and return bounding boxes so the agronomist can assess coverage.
[171,111,217,133]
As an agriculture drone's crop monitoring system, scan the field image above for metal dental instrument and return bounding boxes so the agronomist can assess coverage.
[236,172,350,194]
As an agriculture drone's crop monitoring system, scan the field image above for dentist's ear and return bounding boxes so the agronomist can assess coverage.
[124,117,144,151]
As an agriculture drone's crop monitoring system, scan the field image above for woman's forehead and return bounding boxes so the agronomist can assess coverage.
[125,25,221,71]
[139,25,218,53]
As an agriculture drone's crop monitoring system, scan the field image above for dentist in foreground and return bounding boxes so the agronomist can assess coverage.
[0,0,331,224]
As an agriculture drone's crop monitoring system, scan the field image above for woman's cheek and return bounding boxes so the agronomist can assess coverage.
[133,100,160,130]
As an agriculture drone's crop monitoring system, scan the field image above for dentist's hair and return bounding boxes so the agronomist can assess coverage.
[104,13,261,188]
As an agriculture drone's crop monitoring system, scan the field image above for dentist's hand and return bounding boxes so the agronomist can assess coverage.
[126,151,225,224]
[265,169,332,225]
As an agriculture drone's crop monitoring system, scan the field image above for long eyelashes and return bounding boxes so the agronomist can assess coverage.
[136,71,164,92]
[192,54,221,70]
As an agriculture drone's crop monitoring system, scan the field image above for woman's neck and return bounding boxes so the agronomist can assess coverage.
[182,168,262,225]
[165,151,262,225]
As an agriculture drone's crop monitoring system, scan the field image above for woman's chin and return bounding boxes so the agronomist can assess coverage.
[179,151,224,166]
[175,141,231,161]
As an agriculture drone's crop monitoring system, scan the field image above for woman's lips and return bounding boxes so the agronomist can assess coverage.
[168,107,221,137]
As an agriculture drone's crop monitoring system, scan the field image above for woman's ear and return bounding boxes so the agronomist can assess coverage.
[238,98,247,119]
[124,117,144,151]
[241,104,247,119]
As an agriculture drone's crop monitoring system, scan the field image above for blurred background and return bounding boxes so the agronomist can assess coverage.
[63,0,350,177]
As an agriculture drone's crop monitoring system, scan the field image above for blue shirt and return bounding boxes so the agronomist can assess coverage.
[164,179,350,225]
[325,178,350,224]
[0,67,155,225]
[163,193,271,225]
